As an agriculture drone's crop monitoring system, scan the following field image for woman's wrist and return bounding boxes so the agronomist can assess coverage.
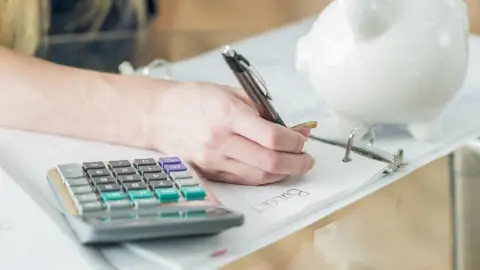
[94,72,180,150]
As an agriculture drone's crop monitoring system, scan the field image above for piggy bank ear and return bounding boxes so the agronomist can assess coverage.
[295,34,312,75]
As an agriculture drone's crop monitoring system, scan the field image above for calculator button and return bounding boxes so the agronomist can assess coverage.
[100,191,126,201]
[82,161,105,171]
[69,185,94,195]
[133,198,158,209]
[105,200,131,211]
[57,164,85,179]
[127,189,153,200]
[175,178,199,188]
[169,171,192,180]
[181,186,206,200]
[150,180,173,189]
[154,188,179,202]
[87,169,111,178]
[117,174,142,183]
[97,183,122,192]
[124,182,147,191]
[91,176,116,185]
[163,163,187,174]
[64,178,90,187]
[108,160,131,168]
[73,193,99,204]
[112,167,136,176]
[158,157,181,166]
[143,172,168,182]
[77,201,103,215]
[138,165,163,175]
[133,158,157,167]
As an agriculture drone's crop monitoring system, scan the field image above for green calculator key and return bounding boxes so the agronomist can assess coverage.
[128,189,153,200]
[155,188,179,201]
[181,186,206,200]
[101,191,126,202]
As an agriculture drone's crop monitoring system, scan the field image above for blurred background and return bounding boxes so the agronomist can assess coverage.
[33,0,480,73]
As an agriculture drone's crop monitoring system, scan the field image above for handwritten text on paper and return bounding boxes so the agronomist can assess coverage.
[250,188,310,214]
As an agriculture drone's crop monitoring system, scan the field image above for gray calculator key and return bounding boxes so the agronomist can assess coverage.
[133,198,158,209]
[108,160,131,168]
[65,178,89,187]
[133,158,157,167]
[91,176,116,185]
[117,174,142,183]
[87,169,111,178]
[69,185,94,195]
[74,193,99,204]
[112,167,136,176]
[144,172,168,182]
[105,200,131,211]
[149,180,173,189]
[57,164,84,179]
[97,183,122,192]
[175,178,199,187]
[123,182,147,191]
[138,165,163,175]
[170,171,192,180]
[82,161,105,170]
[77,201,103,215]
[75,193,99,204]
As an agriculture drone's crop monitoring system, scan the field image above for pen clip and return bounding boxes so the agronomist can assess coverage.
[240,61,272,100]
[224,45,272,100]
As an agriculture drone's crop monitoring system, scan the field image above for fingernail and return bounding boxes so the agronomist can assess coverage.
[293,121,318,130]
[308,158,315,171]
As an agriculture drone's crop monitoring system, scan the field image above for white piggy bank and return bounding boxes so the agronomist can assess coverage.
[295,0,470,141]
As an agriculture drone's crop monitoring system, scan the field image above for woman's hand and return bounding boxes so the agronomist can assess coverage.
[151,81,315,186]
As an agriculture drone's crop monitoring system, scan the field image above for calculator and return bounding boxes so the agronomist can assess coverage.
[46,156,244,244]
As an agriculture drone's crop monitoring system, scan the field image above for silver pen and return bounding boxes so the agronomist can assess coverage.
[221,46,286,126]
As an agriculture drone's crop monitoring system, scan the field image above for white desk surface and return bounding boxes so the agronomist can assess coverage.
[1,17,480,270]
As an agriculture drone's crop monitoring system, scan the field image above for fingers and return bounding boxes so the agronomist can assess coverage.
[220,157,286,185]
[232,114,308,153]
[201,170,257,186]
[221,134,314,175]
[196,158,287,186]
[292,126,311,138]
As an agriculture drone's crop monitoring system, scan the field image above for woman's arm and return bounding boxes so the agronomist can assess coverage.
[0,45,178,149]
[0,46,315,185]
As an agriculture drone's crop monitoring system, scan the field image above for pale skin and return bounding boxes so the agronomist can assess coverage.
[0,45,315,186]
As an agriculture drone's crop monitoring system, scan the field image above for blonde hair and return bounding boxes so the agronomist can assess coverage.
[0,0,147,55]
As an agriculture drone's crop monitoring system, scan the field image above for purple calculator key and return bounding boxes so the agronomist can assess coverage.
[163,163,187,173]
[159,157,181,166]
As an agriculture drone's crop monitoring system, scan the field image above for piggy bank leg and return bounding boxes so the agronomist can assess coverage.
[407,120,443,142]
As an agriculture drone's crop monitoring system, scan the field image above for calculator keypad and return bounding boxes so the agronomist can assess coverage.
[57,157,207,216]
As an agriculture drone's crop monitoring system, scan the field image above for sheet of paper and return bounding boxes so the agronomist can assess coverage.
[0,168,113,270]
